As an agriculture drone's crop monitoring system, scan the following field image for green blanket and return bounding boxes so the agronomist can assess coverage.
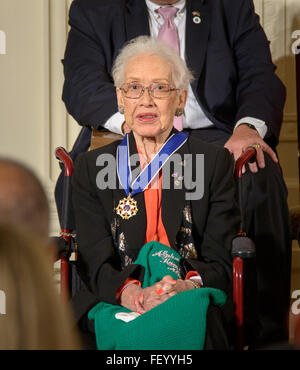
[88,241,227,350]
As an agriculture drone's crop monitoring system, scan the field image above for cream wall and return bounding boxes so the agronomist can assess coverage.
[0,0,300,286]
[0,0,80,235]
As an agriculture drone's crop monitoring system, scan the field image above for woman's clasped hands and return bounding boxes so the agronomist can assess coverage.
[120,275,195,314]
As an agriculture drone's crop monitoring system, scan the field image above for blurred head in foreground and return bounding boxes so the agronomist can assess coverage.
[0,158,61,262]
[0,224,81,349]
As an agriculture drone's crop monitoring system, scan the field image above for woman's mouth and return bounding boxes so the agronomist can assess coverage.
[136,113,158,123]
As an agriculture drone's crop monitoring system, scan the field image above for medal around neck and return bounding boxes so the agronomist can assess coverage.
[115,132,188,220]
[115,193,138,220]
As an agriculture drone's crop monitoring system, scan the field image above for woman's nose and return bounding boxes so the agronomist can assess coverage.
[139,87,154,105]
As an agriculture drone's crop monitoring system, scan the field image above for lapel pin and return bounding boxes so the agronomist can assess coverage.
[192,11,201,24]
[174,175,184,187]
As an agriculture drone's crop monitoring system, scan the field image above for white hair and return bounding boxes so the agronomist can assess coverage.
[112,36,194,88]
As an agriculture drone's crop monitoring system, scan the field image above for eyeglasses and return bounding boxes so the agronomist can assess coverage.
[120,82,179,99]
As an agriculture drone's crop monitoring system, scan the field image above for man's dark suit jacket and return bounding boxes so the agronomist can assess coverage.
[71,132,240,320]
[62,0,285,149]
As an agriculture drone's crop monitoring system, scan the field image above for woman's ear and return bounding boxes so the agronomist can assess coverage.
[177,88,188,110]
[116,88,124,108]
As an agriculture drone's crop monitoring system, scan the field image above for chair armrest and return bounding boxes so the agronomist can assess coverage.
[55,147,74,177]
[51,236,70,262]
[235,148,257,179]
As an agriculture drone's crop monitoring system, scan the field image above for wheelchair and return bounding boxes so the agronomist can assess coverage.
[54,134,256,350]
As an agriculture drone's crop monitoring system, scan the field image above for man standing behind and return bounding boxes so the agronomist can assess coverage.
[61,0,291,347]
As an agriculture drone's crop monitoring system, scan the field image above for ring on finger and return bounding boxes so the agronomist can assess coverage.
[251,142,261,149]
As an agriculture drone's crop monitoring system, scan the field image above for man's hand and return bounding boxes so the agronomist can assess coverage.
[224,124,278,173]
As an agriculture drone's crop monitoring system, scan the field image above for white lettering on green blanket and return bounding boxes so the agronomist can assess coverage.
[151,250,181,278]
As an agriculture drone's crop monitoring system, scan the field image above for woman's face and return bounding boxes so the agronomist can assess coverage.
[116,54,187,139]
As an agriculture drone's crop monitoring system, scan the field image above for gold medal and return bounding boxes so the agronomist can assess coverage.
[115,194,138,220]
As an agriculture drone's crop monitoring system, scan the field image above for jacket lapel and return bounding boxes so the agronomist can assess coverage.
[161,137,189,249]
[125,0,150,41]
[113,132,147,254]
[185,0,211,80]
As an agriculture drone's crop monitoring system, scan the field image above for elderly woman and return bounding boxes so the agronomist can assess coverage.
[72,36,240,349]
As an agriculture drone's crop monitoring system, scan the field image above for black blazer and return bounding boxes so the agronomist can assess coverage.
[62,0,285,147]
[71,132,240,320]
